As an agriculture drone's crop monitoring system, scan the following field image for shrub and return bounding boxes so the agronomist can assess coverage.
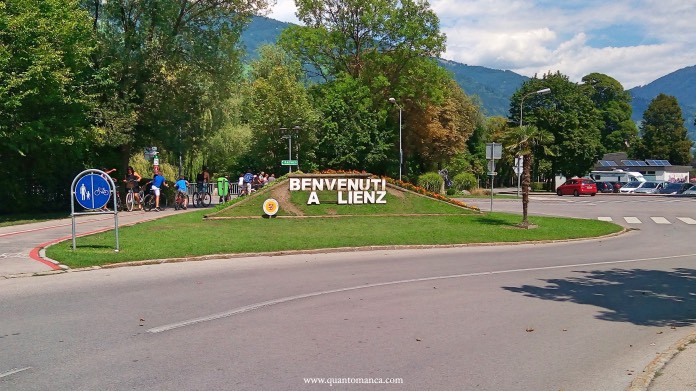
[451,172,477,191]
[417,172,444,194]
[531,182,545,191]
[446,188,458,196]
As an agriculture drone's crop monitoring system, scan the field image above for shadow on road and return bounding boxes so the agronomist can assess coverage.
[504,268,696,326]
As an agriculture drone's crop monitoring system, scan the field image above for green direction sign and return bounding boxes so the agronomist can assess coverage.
[281,160,298,166]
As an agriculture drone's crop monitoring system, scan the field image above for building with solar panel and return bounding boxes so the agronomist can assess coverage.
[591,153,692,183]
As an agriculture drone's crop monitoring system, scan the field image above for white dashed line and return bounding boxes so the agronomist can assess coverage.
[677,217,696,225]
[624,217,642,224]
[597,217,613,222]
[0,367,32,379]
[650,217,671,224]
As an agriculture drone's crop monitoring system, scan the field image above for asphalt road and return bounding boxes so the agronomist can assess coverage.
[1,193,695,390]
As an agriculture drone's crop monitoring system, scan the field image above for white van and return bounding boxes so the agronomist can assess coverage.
[589,170,646,184]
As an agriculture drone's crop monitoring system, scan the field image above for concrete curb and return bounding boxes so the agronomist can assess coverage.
[626,328,696,391]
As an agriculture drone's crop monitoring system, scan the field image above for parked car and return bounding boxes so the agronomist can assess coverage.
[658,182,693,195]
[595,182,615,193]
[682,186,696,196]
[633,181,665,194]
[619,181,645,193]
[556,178,597,197]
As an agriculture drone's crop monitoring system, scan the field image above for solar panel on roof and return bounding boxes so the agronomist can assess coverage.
[646,159,658,166]
[599,160,617,166]
[621,160,634,166]
[661,160,672,166]
[636,161,647,166]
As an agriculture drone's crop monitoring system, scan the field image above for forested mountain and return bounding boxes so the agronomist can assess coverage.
[629,66,696,141]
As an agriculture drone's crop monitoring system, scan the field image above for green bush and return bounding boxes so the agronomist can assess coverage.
[451,172,477,191]
[446,188,458,196]
[417,172,444,194]
[531,182,545,191]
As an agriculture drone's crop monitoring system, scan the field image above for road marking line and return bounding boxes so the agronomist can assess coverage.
[0,367,31,379]
[650,217,671,224]
[148,252,696,334]
[677,217,696,225]
[597,217,613,222]
[624,217,642,224]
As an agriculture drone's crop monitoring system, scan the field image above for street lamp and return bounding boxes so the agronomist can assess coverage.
[520,88,551,127]
[280,125,301,173]
[388,97,403,181]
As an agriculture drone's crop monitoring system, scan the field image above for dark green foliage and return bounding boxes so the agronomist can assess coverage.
[0,0,95,213]
[639,94,692,164]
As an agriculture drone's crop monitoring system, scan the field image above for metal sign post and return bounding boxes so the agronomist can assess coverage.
[486,143,502,212]
[71,169,119,251]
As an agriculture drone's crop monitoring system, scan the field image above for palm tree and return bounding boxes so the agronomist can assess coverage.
[502,125,554,228]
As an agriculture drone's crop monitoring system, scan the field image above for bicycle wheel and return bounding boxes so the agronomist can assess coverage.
[125,191,134,212]
[192,192,200,208]
[143,194,154,211]
[202,192,211,207]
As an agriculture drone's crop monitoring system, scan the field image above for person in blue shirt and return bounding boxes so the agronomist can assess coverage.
[148,170,168,211]
[174,176,189,209]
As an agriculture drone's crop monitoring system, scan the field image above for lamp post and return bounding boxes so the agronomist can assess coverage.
[388,98,403,181]
[280,125,300,173]
[520,88,551,127]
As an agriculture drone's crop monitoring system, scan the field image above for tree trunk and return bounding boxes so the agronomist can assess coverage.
[521,154,533,227]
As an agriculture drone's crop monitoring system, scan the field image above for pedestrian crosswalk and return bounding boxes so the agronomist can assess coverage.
[597,216,696,225]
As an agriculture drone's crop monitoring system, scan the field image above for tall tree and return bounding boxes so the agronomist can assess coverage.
[87,0,270,170]
[640,94,692,165]
[511,72,603,179]
[241,45,319,173]
[0,0,95,212]
[580,73,638,153]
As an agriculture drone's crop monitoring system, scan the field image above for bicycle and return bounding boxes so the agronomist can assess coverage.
[174,190,189,210]
[192,182,212,208]
[123,179,142,211]
[142,188,168,211]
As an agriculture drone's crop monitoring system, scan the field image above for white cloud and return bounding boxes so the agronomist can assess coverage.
[267,0,696,89]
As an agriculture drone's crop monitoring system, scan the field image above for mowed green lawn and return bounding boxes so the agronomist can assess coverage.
[46,208,622,269]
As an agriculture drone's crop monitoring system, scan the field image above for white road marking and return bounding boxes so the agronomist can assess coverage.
[597,217,613,222]
[0,367,31,379]
[624,217,642,224]
[677,217,696,225]
[148,252,696,334]
[650,217,671,224]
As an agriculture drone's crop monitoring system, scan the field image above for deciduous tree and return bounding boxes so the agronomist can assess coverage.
[640,94,692,165]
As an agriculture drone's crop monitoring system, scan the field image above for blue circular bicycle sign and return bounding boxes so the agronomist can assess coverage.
[75,173,111,210]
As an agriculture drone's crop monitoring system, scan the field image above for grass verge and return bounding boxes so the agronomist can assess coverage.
[46,210,622,269]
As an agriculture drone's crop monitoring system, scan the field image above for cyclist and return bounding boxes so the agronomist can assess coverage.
[196,166,210,193]
[147,169,168,212]
[174,176,189,209]
[123,166,143,210]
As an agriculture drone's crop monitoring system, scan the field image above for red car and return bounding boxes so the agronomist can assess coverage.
[556,178,597,197]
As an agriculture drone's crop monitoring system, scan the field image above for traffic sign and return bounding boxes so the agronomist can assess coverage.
[487,172,497,176]
[281,160,298,166]
[75,174,111,210]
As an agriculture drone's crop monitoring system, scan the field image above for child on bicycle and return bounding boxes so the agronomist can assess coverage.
[175,176,189,209]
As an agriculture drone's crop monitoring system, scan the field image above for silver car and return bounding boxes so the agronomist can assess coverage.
[633,181,665,194]
[619,181,645,193]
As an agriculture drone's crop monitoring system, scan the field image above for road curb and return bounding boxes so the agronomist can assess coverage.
[626,328,696,391]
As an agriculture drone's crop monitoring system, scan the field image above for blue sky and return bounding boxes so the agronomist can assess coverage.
[269,0,695,89]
